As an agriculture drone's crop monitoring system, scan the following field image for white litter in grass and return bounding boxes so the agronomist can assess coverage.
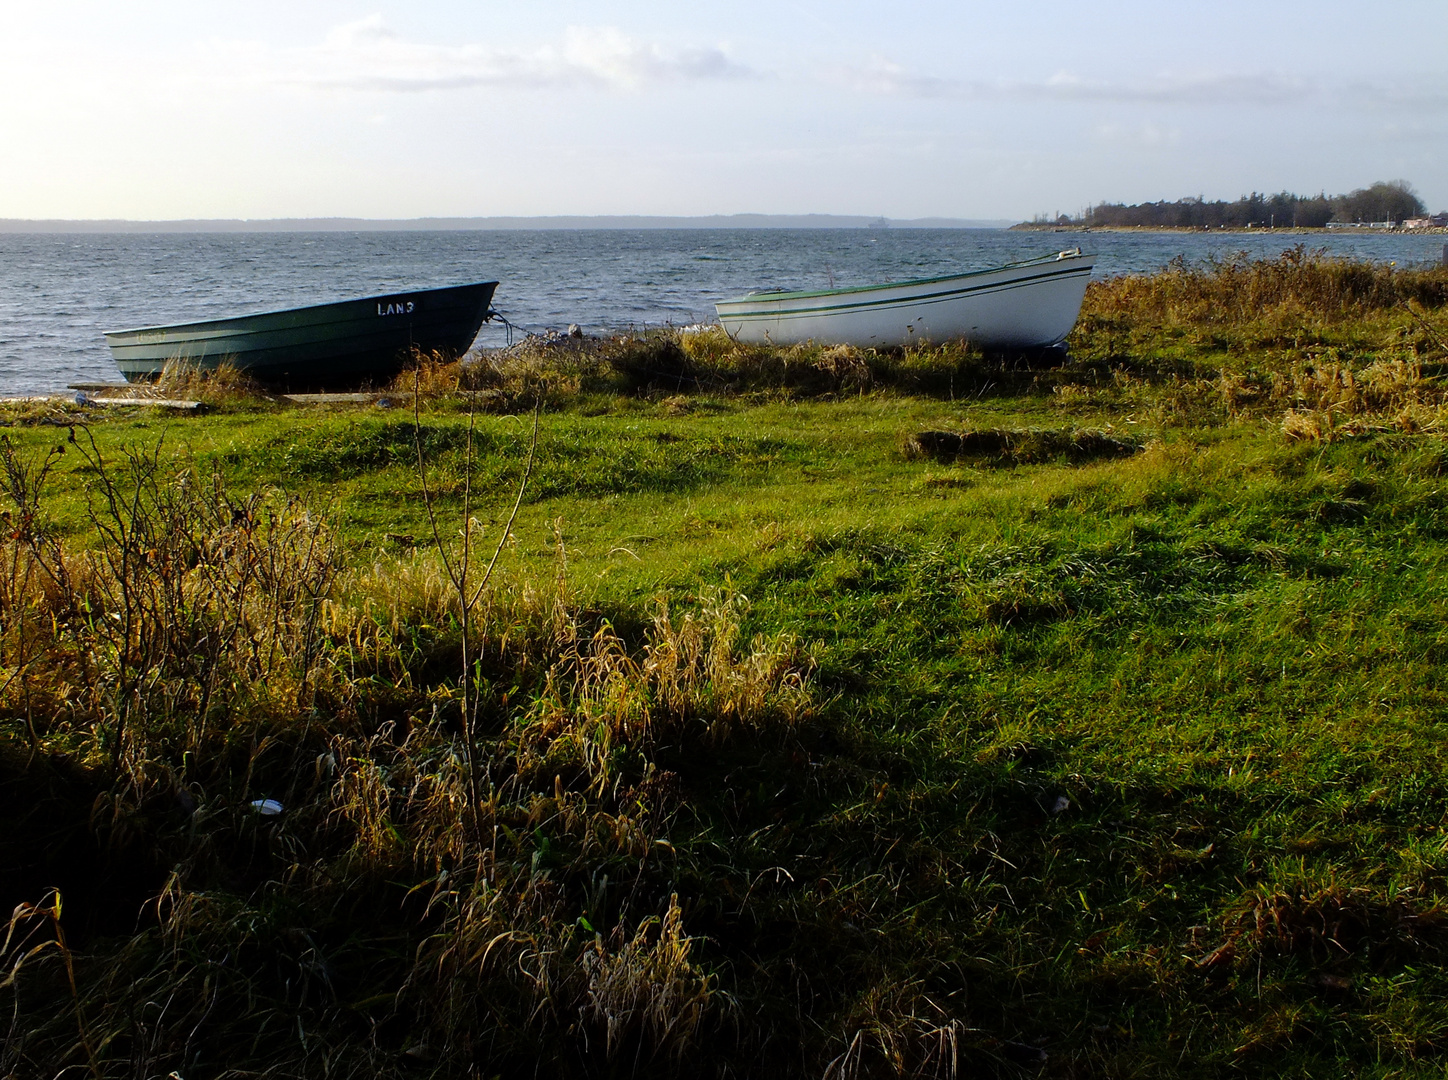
[250,798,284,816]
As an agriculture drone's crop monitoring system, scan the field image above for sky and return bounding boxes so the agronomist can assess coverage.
[1,0,1444,222]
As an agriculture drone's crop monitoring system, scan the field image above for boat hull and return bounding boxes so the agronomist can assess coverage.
[104,281,498,389]
[714,253,1094,349]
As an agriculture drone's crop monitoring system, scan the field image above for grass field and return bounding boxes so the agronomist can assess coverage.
[3,249,1448,1077]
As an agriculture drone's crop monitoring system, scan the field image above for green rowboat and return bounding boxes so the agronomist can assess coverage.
[104,281,498,389]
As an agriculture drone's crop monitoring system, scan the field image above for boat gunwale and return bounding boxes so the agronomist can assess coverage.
[715,252,1093,308]
[105,307,488,351]
[718,263,1094,322]
[104,280,499,340]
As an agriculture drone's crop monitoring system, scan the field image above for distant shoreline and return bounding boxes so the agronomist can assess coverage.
[0,214,1014,235]
[1010,222,1448,236]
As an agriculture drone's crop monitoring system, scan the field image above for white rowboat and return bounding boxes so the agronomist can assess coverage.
[715,250,1095,349]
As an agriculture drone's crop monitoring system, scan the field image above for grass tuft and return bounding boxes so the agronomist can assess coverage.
[908,426,1142,465]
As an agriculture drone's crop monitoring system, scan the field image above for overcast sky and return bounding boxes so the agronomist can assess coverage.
[1,0,1444,221]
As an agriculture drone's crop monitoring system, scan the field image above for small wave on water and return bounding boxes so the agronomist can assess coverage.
[0,228,1443,395]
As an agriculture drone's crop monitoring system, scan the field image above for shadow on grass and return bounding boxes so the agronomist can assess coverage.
[907,427,1144,466]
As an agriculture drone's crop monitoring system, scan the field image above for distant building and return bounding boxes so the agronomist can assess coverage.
[1326,220,1397,230]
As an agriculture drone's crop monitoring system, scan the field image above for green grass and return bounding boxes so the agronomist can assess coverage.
[4,251,1448,1077]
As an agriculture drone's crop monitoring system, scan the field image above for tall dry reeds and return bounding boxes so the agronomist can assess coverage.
[393,330,995,406]
[0,427,813,1076]
[0,431,338,777]
[151,359,274,407]
[391,342,605,408]
[1062,247,1448,437]
[512,586,812,795]
[0,438,75,752]
[1081,245,1448,327]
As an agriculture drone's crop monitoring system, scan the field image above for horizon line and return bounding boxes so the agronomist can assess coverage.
[0,212,1016,234]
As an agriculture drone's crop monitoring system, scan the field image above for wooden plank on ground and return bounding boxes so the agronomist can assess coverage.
[280,392,415,404]
[87,397,206,410]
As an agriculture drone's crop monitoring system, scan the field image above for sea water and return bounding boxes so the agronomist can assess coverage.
[1,228,1443,395]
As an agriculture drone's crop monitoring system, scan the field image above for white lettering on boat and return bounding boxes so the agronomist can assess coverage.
[376,301,417,316]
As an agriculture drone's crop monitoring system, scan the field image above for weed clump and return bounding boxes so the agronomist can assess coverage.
[908,427,1142,465]
[515,588,811,791]
[150,359,276,408]
[1196,871,1448,991]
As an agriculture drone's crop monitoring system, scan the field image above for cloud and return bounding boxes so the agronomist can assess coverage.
[281,15,751,93]
[844,59,957,99]
[1035,70,1315,106]
[835,58,1441,112]
[1093,122,1181,148]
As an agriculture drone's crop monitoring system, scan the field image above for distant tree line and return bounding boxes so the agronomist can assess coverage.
[1042,180,1428,228]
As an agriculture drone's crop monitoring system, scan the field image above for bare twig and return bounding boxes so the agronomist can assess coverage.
[1406,301,1448,354]
[412,374,543,818]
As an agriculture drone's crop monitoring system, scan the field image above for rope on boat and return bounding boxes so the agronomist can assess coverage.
[484,308,536,346]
